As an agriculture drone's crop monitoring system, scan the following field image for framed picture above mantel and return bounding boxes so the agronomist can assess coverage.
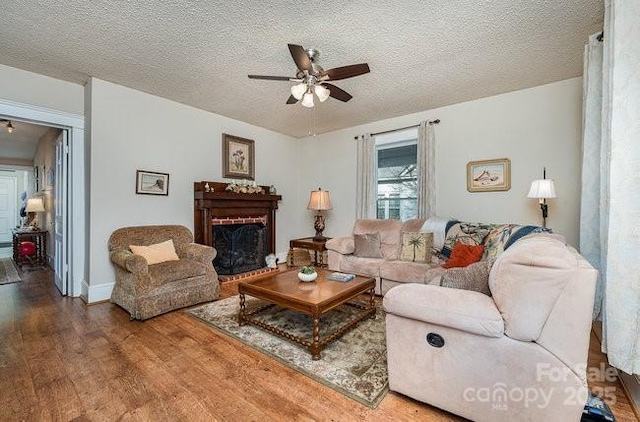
[222,133,255,181]
[467,158,511,192]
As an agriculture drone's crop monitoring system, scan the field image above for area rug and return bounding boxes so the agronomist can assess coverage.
[187,296,389,408]
[0,258,21,285]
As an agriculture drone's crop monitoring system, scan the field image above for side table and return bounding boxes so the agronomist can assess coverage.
[12,229,48,268]
[289,237,331,267]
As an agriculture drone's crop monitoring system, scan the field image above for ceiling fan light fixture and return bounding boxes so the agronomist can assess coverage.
[314,84,330,102]
[6,121,13,134]
[302,92,314,108]
[290,83,306,100]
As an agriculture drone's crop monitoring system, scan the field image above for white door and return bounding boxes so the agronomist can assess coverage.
[0,175,17,243]
[54,131,69,295]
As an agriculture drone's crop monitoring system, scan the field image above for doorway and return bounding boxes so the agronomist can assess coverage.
[0,100,85,297]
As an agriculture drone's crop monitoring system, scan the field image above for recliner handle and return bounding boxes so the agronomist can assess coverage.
[426,333,445,348]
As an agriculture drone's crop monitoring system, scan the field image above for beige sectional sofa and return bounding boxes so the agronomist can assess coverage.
[384,234,597,421]
[326,218,445,295]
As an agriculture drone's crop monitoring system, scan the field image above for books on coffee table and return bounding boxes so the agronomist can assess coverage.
[326,272,356,282]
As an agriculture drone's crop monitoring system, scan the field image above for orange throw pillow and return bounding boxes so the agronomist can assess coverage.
[443,243,485,269]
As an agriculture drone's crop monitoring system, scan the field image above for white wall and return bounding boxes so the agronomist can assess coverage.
[33,127,61,265]
[0,64,84,115]
[297,78,583,247]
[87,78,298,295]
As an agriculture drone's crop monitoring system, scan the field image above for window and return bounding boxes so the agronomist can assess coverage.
[375,129,418,220]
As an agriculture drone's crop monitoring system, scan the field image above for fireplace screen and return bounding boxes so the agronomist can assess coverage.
[212,223,267,275]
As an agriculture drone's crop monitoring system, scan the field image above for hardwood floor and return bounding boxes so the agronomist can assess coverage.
[0,268,637,421]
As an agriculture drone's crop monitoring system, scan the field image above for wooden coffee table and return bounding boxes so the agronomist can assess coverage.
[238,269,376,360]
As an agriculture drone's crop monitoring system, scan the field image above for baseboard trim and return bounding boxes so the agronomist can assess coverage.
[82,281,114,304]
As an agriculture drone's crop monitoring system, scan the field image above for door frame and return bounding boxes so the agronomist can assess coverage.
[0,99,85,297]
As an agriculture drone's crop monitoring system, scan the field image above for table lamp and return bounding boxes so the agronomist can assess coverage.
[307,188,332,241]
[527,168,556,228]
[25,197,45,230]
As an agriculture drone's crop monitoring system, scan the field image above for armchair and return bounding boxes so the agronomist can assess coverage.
[109,225,220,320]
[383,234,597,421]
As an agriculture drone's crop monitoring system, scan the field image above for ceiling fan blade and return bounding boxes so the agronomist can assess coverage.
[286,95,299,104]
[323,83,353,102]
[288,44,312,73]
[248,75,292,81]
[321,63,370,81]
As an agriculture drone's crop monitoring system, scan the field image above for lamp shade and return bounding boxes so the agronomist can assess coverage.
[25,197,45,212]
[291,83,306,100]
[302,92,314,108]
[314,84,330,102]
[527,179,557,199]
[307,189,332,211]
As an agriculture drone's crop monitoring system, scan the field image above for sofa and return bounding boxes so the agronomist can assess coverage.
[383,234,597,421]
[109,225,220,320]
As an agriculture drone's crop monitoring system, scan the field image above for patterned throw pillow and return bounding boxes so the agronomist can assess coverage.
[442,221,494,258]
[440,260,494,296]
[400,232,433,263]
[353,232,384,258]
[483,224,552,260]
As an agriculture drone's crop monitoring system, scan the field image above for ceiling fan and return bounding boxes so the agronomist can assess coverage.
[248,44,370,108]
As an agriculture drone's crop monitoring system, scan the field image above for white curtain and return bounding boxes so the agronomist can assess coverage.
[416,121,436,219]
[580,33,606,320]
[356,134,376,219]
[581,0,640,376]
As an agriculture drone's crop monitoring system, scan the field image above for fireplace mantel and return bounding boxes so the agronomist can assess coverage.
[193,181,282,253]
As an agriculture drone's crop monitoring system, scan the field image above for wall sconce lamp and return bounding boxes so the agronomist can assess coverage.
[527,168,557,228]
[307,188,332,241]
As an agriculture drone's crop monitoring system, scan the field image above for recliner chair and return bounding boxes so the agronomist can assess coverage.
[383,234,597,421]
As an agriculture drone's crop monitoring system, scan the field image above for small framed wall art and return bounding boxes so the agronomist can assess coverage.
[136,170,170,196]
[222,133,255,180]
[467,158,511,192]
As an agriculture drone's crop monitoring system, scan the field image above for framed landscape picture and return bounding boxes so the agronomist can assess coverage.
[136,170,169,195]
[467,158,511,192]
[222,133,255,180]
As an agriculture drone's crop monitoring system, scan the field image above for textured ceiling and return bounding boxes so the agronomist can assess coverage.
[0,120,49,161]
[0,1,603,138]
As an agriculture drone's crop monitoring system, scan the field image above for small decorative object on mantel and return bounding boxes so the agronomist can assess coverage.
[204,182,211,192]
[222,133,255,180]
[298,266,318,282]
[225,180,264,194]
[269,185,277,195]
[466,158,511,193]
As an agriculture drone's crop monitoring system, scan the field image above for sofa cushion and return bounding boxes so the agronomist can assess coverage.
[440,260,493,296]
[129,239,180,265]
[383,284,504,338]
[399,232,432,263]
[380,260,439,284]
[325,237,355,255]
[353,232,384,258]
[489,234,586,342]
[443,243,484,269]
[148,259,206,285]
[340,255,383,278]
[442,221,494,258]
[353,219,402,260]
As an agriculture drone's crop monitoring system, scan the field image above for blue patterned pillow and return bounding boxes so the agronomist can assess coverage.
[441,221,495,259]
[483,224,552,260]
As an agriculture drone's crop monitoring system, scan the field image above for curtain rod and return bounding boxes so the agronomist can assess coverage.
[353,119,440,140]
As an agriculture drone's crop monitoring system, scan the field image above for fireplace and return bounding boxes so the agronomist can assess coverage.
[193,181,282,278]
[212,217,268,275]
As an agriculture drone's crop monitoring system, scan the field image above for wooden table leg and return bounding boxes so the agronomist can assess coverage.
[238,292,246,325]
[369,286,376,319]
[310,313,321,360]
